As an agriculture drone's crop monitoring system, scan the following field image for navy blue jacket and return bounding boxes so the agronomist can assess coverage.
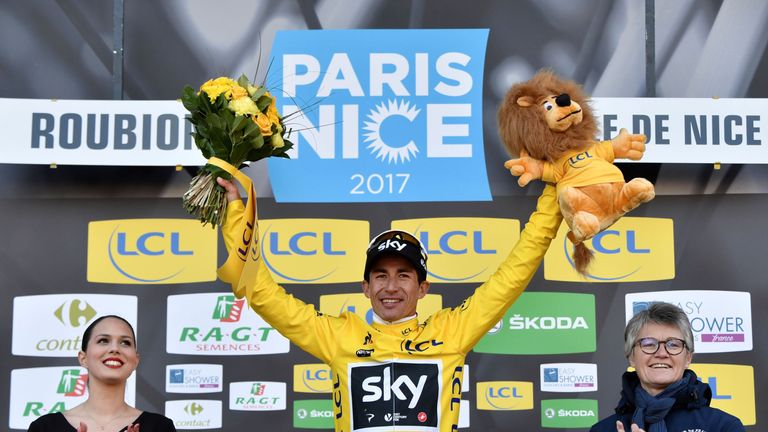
[590,371,744,432]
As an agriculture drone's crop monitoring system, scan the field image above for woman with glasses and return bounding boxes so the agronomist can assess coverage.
[590,302,744,432]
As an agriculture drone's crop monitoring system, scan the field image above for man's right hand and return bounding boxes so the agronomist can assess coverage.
[217,177,242,202]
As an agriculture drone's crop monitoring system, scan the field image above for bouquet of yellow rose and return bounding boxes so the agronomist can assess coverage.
[181,75,292,227]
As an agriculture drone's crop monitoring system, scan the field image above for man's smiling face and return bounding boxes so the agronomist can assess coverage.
[362,254,429,322]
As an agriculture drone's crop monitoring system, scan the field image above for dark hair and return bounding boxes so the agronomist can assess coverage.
[364,230,428,282]
[81,315,137,352]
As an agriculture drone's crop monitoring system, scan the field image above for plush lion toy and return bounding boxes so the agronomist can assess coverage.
[497,70,655,274]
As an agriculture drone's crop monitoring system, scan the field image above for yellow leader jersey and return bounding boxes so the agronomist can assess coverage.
[221,185,562,431]
[541,140,625,191]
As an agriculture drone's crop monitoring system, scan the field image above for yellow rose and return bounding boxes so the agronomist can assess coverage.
[199,77,237,103]
[253,113,273,136]
[228,96,259,117]
[270,132,285,149]
[230,84,248,100]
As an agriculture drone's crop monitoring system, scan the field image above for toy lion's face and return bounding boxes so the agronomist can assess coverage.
[497,70,597,162]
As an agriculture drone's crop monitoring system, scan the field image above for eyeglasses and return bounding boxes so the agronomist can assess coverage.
[367,230,428,261]
[634,337,688,355]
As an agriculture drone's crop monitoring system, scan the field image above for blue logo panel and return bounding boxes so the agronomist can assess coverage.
[267,29,491,202]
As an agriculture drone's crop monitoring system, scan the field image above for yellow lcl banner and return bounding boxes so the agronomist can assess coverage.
[544,217,675,282]
[87,219,217,284]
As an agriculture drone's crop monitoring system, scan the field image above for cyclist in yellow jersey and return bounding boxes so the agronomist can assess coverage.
[217,176,562,432]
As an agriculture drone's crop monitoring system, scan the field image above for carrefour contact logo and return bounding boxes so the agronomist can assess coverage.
[267,29,491,203]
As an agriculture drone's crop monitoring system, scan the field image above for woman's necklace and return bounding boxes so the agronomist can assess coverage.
[84,406,131,431]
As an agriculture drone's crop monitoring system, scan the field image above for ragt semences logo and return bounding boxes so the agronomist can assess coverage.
[267,29,491,203]
[9,366,137,430]
[167,293,289,355]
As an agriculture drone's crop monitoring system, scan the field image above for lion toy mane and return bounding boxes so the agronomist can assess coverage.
[497,69,655,275]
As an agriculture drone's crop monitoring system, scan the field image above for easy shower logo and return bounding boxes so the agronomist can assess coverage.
[544,217,674,282]
[166,364,223,393]
[87,219,217,284]
[259,219,368,283]
[474,292,596,355]
[267,29,491,203]
[626,291,752,353]
[540,363,597,392]
[391,217,520,283]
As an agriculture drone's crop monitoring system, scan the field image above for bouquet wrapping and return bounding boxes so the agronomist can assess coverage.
[181,75,292,226]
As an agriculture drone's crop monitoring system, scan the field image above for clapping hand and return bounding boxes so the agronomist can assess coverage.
[616,420,645,432]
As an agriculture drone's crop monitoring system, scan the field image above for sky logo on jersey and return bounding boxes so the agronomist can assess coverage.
[165,399,222,430]
[294,399,335,429]
[166,364,222,393]
[626,290,752,353]
[391,217,520,283]
[541,399,599,428]
[319,293,442,324]
[474,292,596,354]
[260,219,368,284]
[349,360,441,430]
[294,364,333,393]
[229,381,286,411]
[9,366,137,430]
[87,219,217,283]
[540,363,598,393]
[544,218,674,282]
[689,363,755,425]
[167,293,289,355]
[12,294,137,357]
[267,29,491,203]
[476,381,533,411]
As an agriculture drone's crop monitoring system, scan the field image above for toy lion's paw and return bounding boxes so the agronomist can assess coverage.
[612,128,647,161]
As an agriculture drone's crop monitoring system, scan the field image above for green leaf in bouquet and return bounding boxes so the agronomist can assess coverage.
[249,133,265,151]
[241,119,261,139]
[256,95,272,112]
[250,86,267,102]
[236,74,250,89]
[219,110,236,141]
[181,86,200,111]
[230,115,250,134]
[193,136,213,159]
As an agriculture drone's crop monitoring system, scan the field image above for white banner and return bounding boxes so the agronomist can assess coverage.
[0,98,205,166]
[594,97,767,164]
[625,290,753,353]
[1,97,766,165]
